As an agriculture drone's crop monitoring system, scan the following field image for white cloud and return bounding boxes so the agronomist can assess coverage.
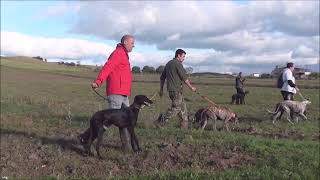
[2,1,319,74]
[1,31,113,59]
[68,1,319,71]
[1,31,318,74]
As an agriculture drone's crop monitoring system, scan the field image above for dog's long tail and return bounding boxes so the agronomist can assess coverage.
[267,109,277,114]
[267,103,280,114]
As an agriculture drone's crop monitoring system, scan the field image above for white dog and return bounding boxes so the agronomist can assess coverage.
[268,100,311,124]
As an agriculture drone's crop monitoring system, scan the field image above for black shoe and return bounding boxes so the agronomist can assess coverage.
[156,113,164,122]
[155,113,168,128]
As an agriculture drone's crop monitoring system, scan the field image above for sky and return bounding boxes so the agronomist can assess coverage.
[1,1,319,74]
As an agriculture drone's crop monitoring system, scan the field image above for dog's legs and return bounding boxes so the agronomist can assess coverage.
[240,97,243,104]
[224,119,230,131]
[95,127,105,159]
[278,110,284,120]
[299,112,308,121]
[271,103,283,124]
[272,111,282,124]
[231,96,235,104]
[236,98,240,105]
[213,116,217,131]
[119,127,131,151]
[86,123,94,156]
[272,115,277,124]
[283,107,294,124]
[290,111,299,123]
[128,127,141,152]
[201,119,207,130]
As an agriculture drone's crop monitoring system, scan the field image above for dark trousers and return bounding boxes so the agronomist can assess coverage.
[236,87,245,94]
[281,91,294,100]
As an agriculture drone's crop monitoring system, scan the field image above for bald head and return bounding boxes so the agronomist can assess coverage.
[121,34,135,52]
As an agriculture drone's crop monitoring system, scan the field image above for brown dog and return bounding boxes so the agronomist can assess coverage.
[193,106,238,131]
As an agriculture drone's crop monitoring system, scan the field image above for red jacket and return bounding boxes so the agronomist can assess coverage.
[94,44,132,96]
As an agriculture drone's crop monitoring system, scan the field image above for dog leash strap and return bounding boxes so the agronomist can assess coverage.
[296,89,306,100]
[149,92,158,101]
[92,88,108,101]
[298,91,305,100]
[140,92,158,109]
[195,91,218,107]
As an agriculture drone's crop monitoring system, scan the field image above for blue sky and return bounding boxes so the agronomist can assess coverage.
[2,1,70,37]
[1,1,319,73]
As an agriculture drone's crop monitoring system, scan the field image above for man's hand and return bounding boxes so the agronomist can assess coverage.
[91,82,99,89]
[159,90,163,98]
[295,86,299,91]
[191,86,196,92]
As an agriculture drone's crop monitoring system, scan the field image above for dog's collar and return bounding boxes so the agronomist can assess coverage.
[130,104,141,110]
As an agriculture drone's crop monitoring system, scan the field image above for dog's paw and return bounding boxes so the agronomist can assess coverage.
[98,155,104,160]
[134,148,142,153]
[83,150,92,157]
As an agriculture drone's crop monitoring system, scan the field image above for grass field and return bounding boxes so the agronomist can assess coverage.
[1,57,319,179]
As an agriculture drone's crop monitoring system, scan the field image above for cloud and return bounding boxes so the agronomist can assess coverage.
[2,1,319,74]
[68,1,319,72]
[71,1,319,43]
[0,31,113,60]
[1,31,318,74]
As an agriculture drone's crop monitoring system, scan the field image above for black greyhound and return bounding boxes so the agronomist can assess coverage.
[78,95,153,158]
[231,91,249,105]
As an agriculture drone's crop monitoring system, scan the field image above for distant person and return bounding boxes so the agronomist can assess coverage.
[280,62,299,100]
[79,34,135,150]
[156,49,197,129]
[235,72,246,94]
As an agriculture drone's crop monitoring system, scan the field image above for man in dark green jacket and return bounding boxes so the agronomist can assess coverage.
[157,49,196,129]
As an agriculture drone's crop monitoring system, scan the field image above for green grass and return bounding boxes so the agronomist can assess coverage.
[1,57,319,179]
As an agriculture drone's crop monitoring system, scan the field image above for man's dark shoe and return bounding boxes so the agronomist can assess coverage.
[155,113,167,128]
[156,113,163,122]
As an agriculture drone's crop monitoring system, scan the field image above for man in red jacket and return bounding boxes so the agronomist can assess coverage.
[79,35,135,151]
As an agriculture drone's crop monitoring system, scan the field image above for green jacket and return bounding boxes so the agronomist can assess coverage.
[160,58,187,92]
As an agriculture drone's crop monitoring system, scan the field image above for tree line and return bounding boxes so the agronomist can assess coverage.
[132,65,193,74]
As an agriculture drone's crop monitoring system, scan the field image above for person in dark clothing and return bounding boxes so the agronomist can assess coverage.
[156,49,197,129]
[235,72,246,94]
[280,62,299,100]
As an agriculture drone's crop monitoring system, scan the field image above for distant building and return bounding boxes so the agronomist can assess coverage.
[251,73,260,78]
[271,65,311,79]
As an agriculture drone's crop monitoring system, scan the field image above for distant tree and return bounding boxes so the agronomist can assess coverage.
[185,67,193,75]
[142,65,156,73]
[33,56,43,61]
[260,73,271,78]
[309,72,320,79]
[156,65,165,74]
[132,66,141,73]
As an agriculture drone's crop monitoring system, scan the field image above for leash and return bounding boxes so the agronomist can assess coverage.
[296,89,306,100]
[141,92,158,109]
[195,91,219,107]
[92,86,159,107]
[92,88,108,101]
